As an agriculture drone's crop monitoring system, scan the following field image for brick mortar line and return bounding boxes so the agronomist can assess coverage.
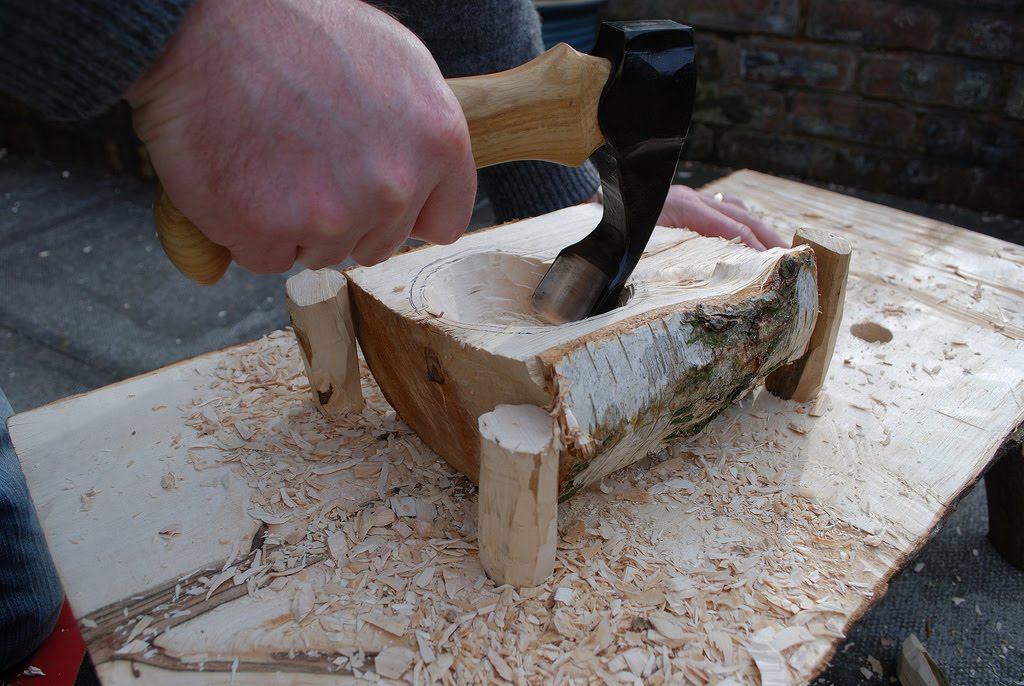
[686,29,1024,69]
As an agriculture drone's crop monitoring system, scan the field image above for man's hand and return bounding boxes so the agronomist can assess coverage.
[128,0,477,272]
[657,184,788,250]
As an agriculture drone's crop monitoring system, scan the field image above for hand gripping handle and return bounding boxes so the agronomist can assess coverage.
[154,45,611,284]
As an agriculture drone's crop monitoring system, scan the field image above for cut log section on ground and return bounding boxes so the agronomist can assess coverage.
[346,204,819,500]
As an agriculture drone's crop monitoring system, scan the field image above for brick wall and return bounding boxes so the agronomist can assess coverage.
[604,0,1023,216]
[2,2,1020,216]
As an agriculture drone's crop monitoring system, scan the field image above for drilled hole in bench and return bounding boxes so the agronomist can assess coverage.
[850,321,893,343]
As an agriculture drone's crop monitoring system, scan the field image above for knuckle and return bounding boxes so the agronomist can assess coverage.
[374,172,415,221]
[236,253,292,274]
[304,195,352,241]
[355,228,409,267]
[427,105,472,165]
[299,255,335,270]
[351,244,387,267]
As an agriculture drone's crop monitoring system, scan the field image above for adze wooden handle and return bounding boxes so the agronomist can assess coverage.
[448,43,611,169]
[154,44,611,285]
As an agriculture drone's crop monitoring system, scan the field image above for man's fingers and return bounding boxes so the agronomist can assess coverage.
[699,193,788,249]
[697,211,767,250]
[231,241,299,274]
[409,156,476,246]
[719,193,747,210]
[295,236,358,270]
[661,189,767,250]
[657,185,702,228]
[348,194,429,266]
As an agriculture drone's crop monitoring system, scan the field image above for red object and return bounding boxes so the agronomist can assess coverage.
[5,601,86,685]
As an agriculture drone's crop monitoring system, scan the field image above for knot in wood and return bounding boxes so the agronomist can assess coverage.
[424,348,446,385]
[695,307,736,333]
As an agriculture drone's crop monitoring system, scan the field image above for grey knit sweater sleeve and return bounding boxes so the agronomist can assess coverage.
[379,0,600,223]
[0,0,195,121]
[2,0,599,221]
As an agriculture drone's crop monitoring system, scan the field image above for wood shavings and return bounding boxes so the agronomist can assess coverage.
[326,531,348,566]
[375,646,415,679]
[391,495,418,518]
[151,329,888,685]
[246,507,292,525]
[553,586,574,603]
[487,650,516,682]
[648,611,686,641]
[290,582,315,624]
[648,478,695,495]
[363,611,410,637]
[787,422,809,435]
[416,631,436,664]
[79,487,99,512]
[158,524,181,539]
[114,639,150,656]
[769,625,815,652]
[748,639,793,686]
[125,615,153,644]
[204,568,234,601]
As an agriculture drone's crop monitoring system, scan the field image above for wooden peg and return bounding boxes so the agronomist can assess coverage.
[766,227,852,402]
[477,404,559,587]
[285,269,363,419]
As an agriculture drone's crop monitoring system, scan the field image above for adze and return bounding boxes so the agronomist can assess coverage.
[153,20,696,324]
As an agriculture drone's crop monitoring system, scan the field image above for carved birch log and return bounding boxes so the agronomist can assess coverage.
[346,204,818,500]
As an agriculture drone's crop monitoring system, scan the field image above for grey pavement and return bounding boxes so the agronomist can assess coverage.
[1,153,1022,683]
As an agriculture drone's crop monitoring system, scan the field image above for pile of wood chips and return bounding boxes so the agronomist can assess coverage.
[161,330,878,685]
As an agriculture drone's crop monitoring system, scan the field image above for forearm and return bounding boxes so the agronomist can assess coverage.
[0,0,194,120]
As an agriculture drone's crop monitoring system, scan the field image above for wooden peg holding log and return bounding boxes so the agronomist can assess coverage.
[765,227,852,402]
[285,269,364,419]
[477,404,560,587]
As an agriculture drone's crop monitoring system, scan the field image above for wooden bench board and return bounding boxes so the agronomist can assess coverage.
[11,170,1024,685]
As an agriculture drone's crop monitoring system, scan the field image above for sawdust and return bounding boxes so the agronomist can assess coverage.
[109,330,888,684]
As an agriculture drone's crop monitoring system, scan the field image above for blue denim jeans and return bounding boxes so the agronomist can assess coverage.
[0,390,64,671]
